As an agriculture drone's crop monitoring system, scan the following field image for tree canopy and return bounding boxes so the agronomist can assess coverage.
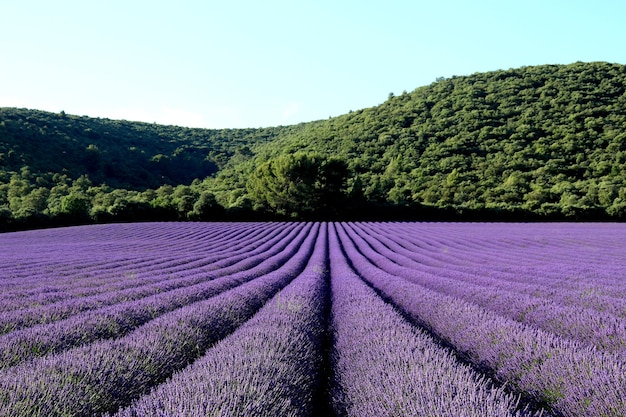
[246,153,348,218]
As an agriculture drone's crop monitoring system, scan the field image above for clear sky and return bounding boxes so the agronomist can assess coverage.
[1,0,624,129]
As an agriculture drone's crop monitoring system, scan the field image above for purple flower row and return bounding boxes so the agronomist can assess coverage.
[344,222,626,354]
[0,222,297,334]
[0,222,283,312]
[328,223,543,417]
[372,221,626,296]
[0,223,319,416]
[0,221,623,416]
[111,223,329,417]
[0,221,267,296]
[335,223,626,417]
[0,223,312,369]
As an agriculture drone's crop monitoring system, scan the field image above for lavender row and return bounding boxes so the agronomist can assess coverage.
[0,223,298,333]
[0,222,241,276]
[373,222,626,320]
[363,221,626,298]
[369,222,624,285]
[335,223,626,417]
[112,223,329,417]
[362,222,626,326]
[0,223,319,417]
[328,224,542,417]
[345,223,626,354]
[0,221,269,299]
[0,223,312,369]
[368,221,626,300]
[0,222,283,309]
[0,222,247,262]
[372,222,626,296]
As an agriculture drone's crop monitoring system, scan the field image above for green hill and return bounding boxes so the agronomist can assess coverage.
[1,61,625,229]
[0,108,305,188]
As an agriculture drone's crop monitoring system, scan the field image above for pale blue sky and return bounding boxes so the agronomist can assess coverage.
[1,1,624,128]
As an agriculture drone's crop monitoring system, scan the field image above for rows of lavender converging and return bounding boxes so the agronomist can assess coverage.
[0,222,318,416]
[343,222,626,354]
[335,222,626,417]
[110,223,329,417]
[327,223,542,417]
[0,223,311,369]
[0,221,625,417]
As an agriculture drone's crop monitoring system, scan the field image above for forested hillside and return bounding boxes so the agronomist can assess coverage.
[0,108,305,188]
[1,61,625,229]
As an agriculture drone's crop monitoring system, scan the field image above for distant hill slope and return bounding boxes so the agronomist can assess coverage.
[0,108,305,188]
[1,61,625,228]
[238,61,626,215]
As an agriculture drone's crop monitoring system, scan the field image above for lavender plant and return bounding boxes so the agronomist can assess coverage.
[0,221,624,417]
[112,223,328,417]
[0,224,311,368]
[336,222,626,417]
[328,223,544,417]
[0,223,318,416]
[346,222,626,354]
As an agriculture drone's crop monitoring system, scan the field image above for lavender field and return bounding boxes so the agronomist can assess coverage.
[0,221,624,417]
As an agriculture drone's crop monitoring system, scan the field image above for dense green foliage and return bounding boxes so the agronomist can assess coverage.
[0,108,303,188]
[1,61,625,229]
[246,152,349,218]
